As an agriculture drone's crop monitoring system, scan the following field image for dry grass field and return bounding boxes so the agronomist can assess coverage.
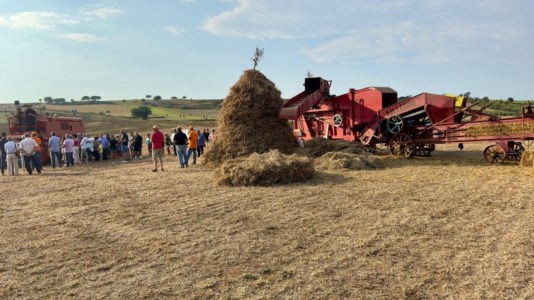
[1,143,533,299]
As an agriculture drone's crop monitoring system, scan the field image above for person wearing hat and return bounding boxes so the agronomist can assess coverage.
[3,135,19,176]
[150,125,164,172]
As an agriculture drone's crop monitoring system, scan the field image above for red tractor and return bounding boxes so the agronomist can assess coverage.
[279,77,534,162]
[8,104,85,164]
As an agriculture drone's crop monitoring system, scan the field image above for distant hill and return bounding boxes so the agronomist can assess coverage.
[0,99,222,134]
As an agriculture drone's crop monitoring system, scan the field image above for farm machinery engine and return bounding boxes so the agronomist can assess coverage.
[7,104,85,164]
[279,77,534,163]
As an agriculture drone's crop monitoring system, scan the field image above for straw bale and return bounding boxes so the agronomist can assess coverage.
[297,139,366,158]
[215,150,315,186]
[205,69,296,166]
[315,151,384,171]
[520,149,534,167]
[466,122,534,137]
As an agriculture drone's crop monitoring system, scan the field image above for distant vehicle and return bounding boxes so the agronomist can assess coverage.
[7,104,85,164]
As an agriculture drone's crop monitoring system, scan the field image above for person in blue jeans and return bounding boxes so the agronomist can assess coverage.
[173,127,188,168]
[186,126,198,165]
[48,131,62,169]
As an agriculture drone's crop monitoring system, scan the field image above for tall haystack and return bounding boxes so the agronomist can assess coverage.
[205,69,296,166]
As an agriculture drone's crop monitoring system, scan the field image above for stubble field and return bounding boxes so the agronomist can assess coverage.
[1,143,532,299]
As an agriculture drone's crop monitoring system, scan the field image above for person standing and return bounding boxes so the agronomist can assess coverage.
[197,130,205,157]
[170,128,177,156]
[3,135,19,176]
[128,132,135,158]
[99,134,109,161]
[48,131,62,169]
[145,133,152,156]
[20,133,41,175]
[151,125,164,172]
[134,132,143,158]
[109,135,118,159]
[165,133,172,155]
[203,129,210,148]
[63,134,75,167]
[121,130,130,162]
[31,131,43,171]
[173,127,188,168]
[92,136,100,161]
[0,132,7,175]
[186,126,198,165]
[73,134,81,164]
[81,134,93,163]
[210,129,216,142]
[79,133,87,162]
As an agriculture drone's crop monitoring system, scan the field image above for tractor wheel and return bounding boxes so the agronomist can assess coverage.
[389,133,413,158]
[386,115,404,134]
[483,145,506,164]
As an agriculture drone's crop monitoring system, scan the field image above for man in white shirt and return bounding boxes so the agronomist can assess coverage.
[19,133,41,175]
[3,135,19,176]
[62,134,75,167]
[80,134,94,163]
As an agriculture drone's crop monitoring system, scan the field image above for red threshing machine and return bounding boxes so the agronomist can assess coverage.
[279,77,534,163]
[7,104,85,164]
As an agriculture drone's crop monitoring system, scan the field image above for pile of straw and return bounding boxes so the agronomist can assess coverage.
[297,139,366,158]
[215,150,315,186]
[314,152,384,171]
[520,149,534,167]
[205,69,296,166]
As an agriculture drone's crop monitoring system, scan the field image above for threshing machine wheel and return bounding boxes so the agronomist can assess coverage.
[333,114,343,127]
[414,143,435,157]
[483,145,506,164]
[508,142,524,161]
[386,115,404,134]
[389,133,414,158]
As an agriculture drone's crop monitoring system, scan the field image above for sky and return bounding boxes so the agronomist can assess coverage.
[0,0,533,104]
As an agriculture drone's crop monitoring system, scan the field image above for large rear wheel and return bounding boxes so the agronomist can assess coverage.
[389,133,413,158]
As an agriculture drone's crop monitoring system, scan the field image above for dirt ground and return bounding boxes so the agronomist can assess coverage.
[1,143,532,299]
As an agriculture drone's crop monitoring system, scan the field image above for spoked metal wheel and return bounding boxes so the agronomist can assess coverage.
[508,142,524,161]
[389,133,414,158]
[414,143,435,157]
[386,115,404,134]
[483,145,506,164]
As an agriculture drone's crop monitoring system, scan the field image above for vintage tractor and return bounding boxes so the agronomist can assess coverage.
[279,77,534,163]
[7,104,85,164]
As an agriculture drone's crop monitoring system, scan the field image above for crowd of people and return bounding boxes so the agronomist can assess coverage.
[0,127,215,176]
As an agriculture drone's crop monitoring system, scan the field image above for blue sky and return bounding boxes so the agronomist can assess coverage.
[0,0,533,104]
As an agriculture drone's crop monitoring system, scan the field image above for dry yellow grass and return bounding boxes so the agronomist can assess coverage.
[45,104,132,116]
[1,143,533,299]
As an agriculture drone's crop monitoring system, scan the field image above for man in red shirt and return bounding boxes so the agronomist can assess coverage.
[151,125,165,172]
